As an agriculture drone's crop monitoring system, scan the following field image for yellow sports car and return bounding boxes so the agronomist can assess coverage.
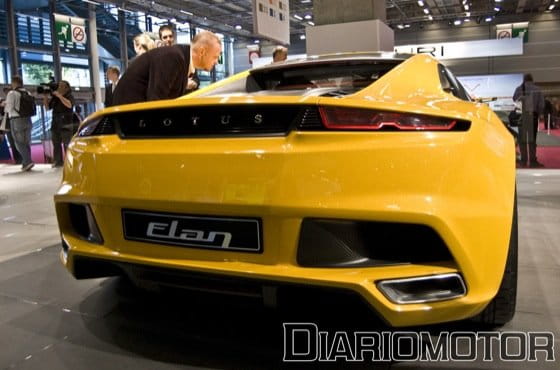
[54,53,517,327]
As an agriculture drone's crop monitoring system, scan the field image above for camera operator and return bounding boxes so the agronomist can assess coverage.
[43,80,74,168]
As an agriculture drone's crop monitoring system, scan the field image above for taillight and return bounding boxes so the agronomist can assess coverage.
[318,107,468,131]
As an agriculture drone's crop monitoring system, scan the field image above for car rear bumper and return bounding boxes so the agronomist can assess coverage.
[61,236,488,327]
[55,129,515,327]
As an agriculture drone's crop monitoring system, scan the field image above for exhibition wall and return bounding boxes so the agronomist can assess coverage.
[395,13,560,92]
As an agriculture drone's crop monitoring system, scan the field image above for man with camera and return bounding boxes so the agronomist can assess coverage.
[43,80,75,168]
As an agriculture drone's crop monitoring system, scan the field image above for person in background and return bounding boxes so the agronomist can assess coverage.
[43,80,75,168]
[4,76,34,171]
[272,46,288,63]
[555,100,560,128]
[104,65,120,108]
[113,31,222,105]
[133,33,156,56]
[159,24,175,46]
[543,99,554,130]
[0,86,22,164]
[159,24,199,93]
[513,73,545,168]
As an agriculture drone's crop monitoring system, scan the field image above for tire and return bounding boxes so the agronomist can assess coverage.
[472,193,518,326]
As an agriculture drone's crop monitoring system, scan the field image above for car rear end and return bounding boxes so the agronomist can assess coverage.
[55,54,516,327]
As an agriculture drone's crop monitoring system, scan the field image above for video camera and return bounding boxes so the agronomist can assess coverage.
[37,78,58,95]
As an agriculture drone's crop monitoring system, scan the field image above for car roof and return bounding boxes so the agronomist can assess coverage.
[251,51,414,73]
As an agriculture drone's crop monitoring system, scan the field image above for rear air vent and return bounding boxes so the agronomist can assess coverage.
[67,203,104,244]
[296,107,323,130]
[92,116,115,135]
[68,203,90,238]
[297,219,453,268]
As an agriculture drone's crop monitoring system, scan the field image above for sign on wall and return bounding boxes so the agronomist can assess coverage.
[252,0,290,45]
[497,22,529,43]
[247,44,261,65]
[394,38,523,60]
[54,13,87,44]
[496,27,512,39]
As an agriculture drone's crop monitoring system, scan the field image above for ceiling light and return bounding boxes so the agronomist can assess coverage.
[404,24,411,28]
[397,24,404,29]
[299,34,306,40]
[454,19,462,25]
[494,6,501,11]
[428,15,433,20]
[254,40,260,44]
[548,4,555,10]
[464,18,471,22]
[180,10,193,16]
[464,4,469,10]
[294,14,303,20]
[466,11,471,16]
[495,0,503,2]
[82,0,100,5]
[417,1,424,6]
[307,21,315,26]
[304,14,312,19]
[485,16,493,22]
[301,0,311,3]
[235,24,242,30]
[423,8,430,14]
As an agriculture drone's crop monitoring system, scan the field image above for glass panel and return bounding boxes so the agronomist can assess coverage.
[62,66,90,87]
[22,62,54,85]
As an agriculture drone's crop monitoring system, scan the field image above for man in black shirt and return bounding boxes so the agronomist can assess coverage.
[113,31,222,105]
[43,80,75,167]
[513,74,545,167]
[104,66,120,108]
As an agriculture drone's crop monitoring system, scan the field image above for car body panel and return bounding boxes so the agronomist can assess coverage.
[55,53,516,327]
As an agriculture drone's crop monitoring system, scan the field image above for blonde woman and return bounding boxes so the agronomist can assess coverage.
[133,33,156,55]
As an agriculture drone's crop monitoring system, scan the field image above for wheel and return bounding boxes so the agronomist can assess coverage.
[472,193,518,326]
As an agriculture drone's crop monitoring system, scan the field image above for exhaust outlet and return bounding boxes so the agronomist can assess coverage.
[376,273,466,304]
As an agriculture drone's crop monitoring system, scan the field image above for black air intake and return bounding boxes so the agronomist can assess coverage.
[297,219,453,267]
[92,116,115,135]
[67,203,104,244]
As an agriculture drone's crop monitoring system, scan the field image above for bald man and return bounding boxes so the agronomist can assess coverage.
[272,46,288,62]
[113,31,222,105]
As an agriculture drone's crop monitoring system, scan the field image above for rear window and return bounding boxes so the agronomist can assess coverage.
[198,60,403,98]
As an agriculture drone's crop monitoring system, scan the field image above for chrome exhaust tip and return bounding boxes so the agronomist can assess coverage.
[376,273,466,304]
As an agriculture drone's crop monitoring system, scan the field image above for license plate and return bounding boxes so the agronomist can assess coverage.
[122,209,262,253]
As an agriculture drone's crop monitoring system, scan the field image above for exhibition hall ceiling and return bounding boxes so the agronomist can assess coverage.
[86,0,556,41]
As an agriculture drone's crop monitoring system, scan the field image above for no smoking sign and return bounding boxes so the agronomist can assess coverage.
[71,24,87,44]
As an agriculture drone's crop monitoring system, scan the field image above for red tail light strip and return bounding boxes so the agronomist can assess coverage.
[319,107,459,131]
